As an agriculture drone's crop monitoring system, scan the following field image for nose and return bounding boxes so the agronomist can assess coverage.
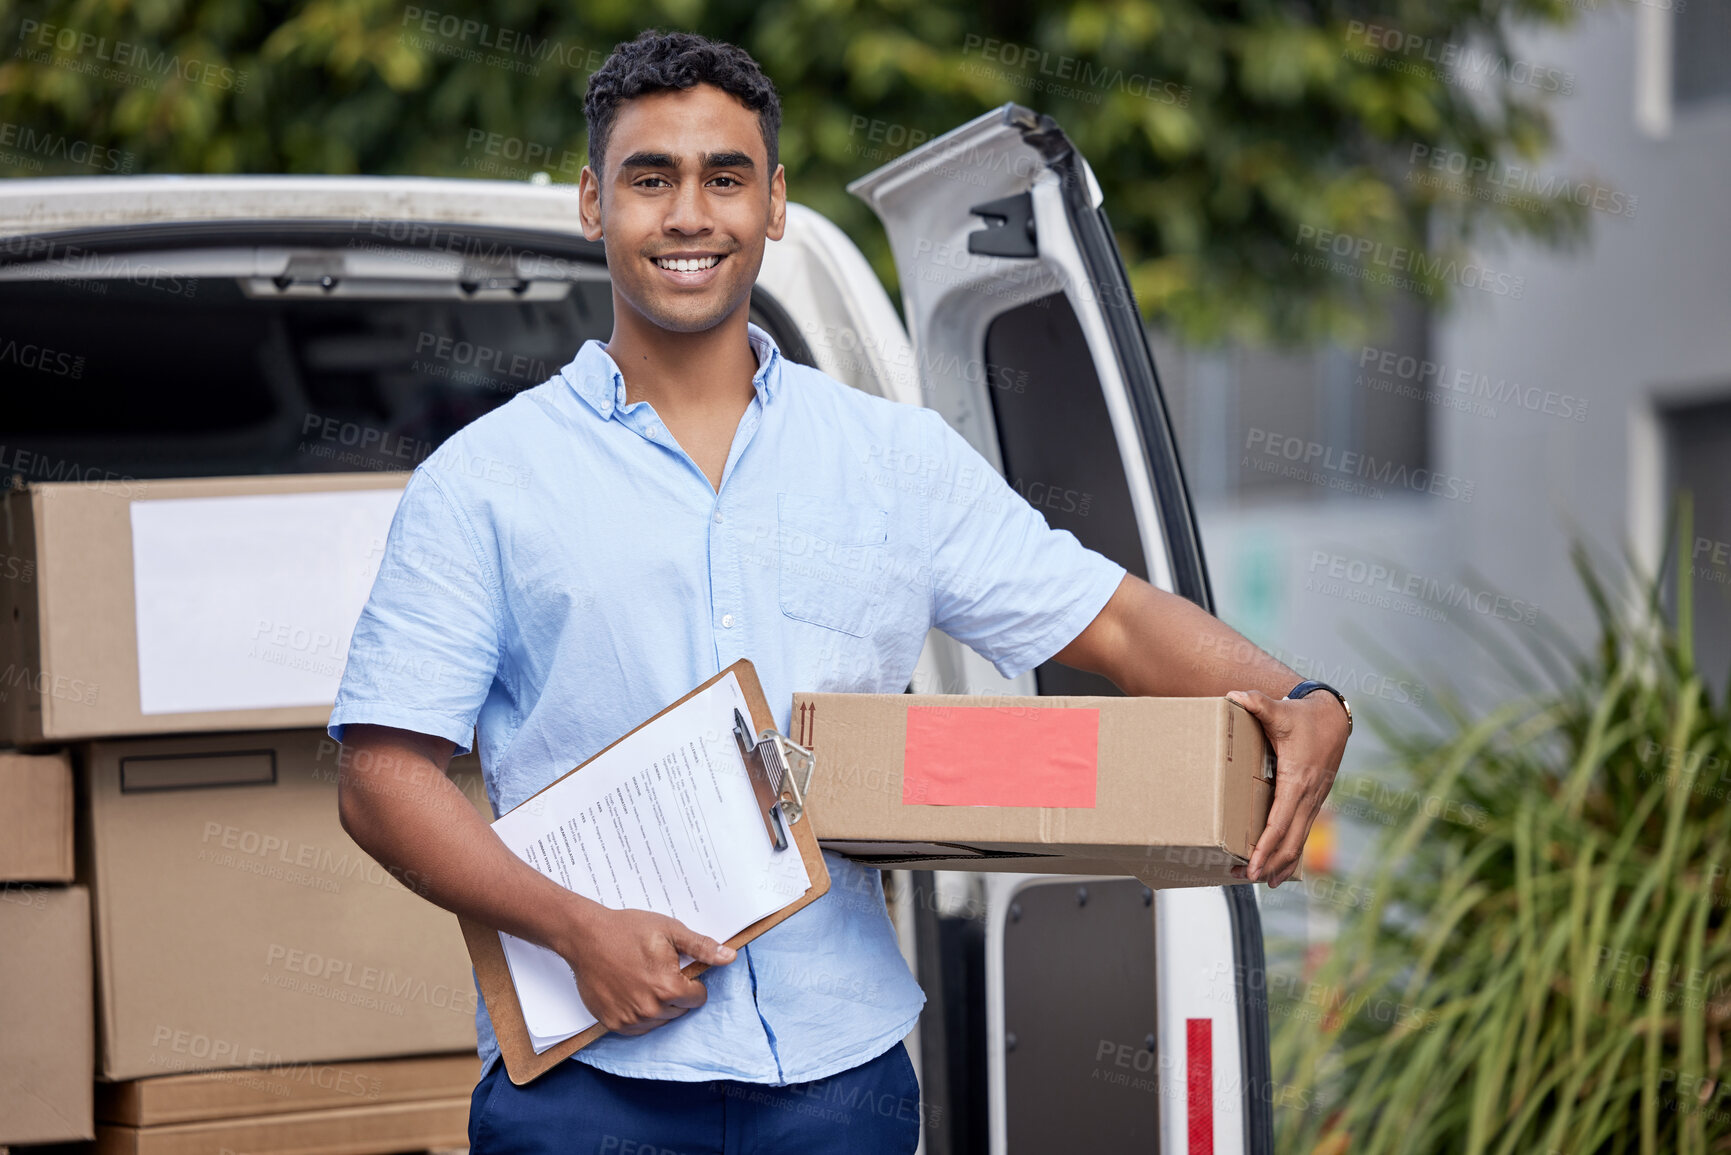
[663,177,712,237]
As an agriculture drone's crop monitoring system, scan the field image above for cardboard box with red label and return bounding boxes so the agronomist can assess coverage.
[792,692,1290,887]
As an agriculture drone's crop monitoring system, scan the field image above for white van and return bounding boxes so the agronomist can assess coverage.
[0,102,1275,1155]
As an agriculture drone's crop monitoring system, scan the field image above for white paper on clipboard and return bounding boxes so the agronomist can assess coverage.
[490,669,812,1052]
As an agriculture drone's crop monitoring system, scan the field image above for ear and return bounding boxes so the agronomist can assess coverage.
[578,164,603,242]
[766,163,787,243]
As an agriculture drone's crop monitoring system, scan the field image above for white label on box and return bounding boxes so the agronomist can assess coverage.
[130,489,404,714]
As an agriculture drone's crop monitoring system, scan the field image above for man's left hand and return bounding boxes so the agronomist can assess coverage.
[1224,689,1349,887]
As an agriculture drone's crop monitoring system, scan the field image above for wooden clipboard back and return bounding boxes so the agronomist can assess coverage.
[457,658,830,1086]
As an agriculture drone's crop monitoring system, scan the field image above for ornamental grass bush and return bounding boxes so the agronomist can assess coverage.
[1274,509,1731,1155]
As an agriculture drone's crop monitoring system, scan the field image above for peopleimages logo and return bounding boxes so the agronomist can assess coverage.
[1307,549,1539,626]
[463,129,583,177]
[1407,144,1637,220]
[0,121,135,172]
[0,335,83,378]
[1294,225,1525,300]
[961,35,1191,107]
[1244,428,1476,502]
[414,331,550,385]
[1341,20,1575,95]
[1357,345,1588,423]
[0,662,99,707]
[398,7,604,74]
[0,234,199,298]
[16,21,248,92]
[263,944,478,1015]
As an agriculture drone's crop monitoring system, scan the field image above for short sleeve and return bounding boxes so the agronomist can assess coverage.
[921,408,1128,680]
[327,467,502,756]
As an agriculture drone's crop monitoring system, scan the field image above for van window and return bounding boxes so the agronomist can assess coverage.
[0,257,806,486]
[984,293,1147,696]
[0,272,611,484]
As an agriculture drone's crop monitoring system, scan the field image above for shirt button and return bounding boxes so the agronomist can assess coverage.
[646,424,661,438]
[713,510,724,524]
[721,614,734,628]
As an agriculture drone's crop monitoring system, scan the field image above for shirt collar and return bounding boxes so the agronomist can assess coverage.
[562,321,783,420]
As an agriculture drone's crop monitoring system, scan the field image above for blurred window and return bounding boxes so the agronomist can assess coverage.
[1675,0,1731,109]
[1663,394,1731,700]
[1155,295,1431,509]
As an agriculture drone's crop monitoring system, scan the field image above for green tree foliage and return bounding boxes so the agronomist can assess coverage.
[0,0,1589,345]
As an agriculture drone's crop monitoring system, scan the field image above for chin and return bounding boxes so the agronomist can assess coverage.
[649,311,735,334]
[636,292,747,335]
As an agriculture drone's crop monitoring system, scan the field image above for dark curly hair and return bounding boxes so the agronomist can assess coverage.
[584,30,782,179]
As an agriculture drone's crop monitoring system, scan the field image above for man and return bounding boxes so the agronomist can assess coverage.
[330,28,1349,1155]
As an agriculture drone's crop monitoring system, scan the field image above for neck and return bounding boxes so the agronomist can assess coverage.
[604,302,760,416]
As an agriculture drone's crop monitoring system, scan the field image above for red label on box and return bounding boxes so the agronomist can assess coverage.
[902,705,1099,807]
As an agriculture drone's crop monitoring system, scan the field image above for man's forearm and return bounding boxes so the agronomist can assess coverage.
[1054,574,1300,699]
[1055,574,1350,887]
[336,723,602,958]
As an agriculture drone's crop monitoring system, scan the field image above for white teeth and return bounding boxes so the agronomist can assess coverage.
[656,255,721,272]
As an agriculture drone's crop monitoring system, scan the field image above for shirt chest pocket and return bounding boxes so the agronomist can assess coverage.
[777,492,891,638]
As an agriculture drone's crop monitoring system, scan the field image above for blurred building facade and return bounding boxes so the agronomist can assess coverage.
[1156,0,1731,895]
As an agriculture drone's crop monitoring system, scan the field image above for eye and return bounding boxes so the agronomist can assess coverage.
[709,175,742,187]
[635,175,671,188]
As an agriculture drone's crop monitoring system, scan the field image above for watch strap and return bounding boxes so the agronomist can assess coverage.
[1285,678,1353,735]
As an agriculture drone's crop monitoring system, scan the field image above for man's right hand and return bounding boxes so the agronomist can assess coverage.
[334,727,738,1038]
[560,906,738,1036]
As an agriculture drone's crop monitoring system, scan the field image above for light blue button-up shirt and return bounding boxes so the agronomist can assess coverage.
[328,321,1127,1085]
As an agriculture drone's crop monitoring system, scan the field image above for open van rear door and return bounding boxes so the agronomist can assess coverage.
[849,103,1274,1155]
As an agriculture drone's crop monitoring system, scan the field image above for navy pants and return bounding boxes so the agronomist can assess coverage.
[467,1042,922,1155]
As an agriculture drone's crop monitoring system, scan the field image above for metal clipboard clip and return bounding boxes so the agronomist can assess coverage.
[732,707,815,852]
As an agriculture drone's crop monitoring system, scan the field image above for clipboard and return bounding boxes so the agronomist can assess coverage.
[458,658,831,1086]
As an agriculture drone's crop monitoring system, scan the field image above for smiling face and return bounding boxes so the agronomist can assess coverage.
[579,83,785,336]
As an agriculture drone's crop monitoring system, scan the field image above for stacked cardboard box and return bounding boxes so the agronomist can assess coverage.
[1,747,74,881]
[78,728,489,1082]
[1,474,490,1152]
[1,748,93,1143]
[0,473,409,745]
[94,1052,475,1155]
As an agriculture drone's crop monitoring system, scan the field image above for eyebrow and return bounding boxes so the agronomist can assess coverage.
[617,150,756,173]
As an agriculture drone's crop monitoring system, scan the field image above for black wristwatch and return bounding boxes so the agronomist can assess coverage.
[1285,679,1353,737]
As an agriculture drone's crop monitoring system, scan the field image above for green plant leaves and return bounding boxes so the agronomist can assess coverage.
[0,0,1586,347]
[1271,526,1731,1152]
